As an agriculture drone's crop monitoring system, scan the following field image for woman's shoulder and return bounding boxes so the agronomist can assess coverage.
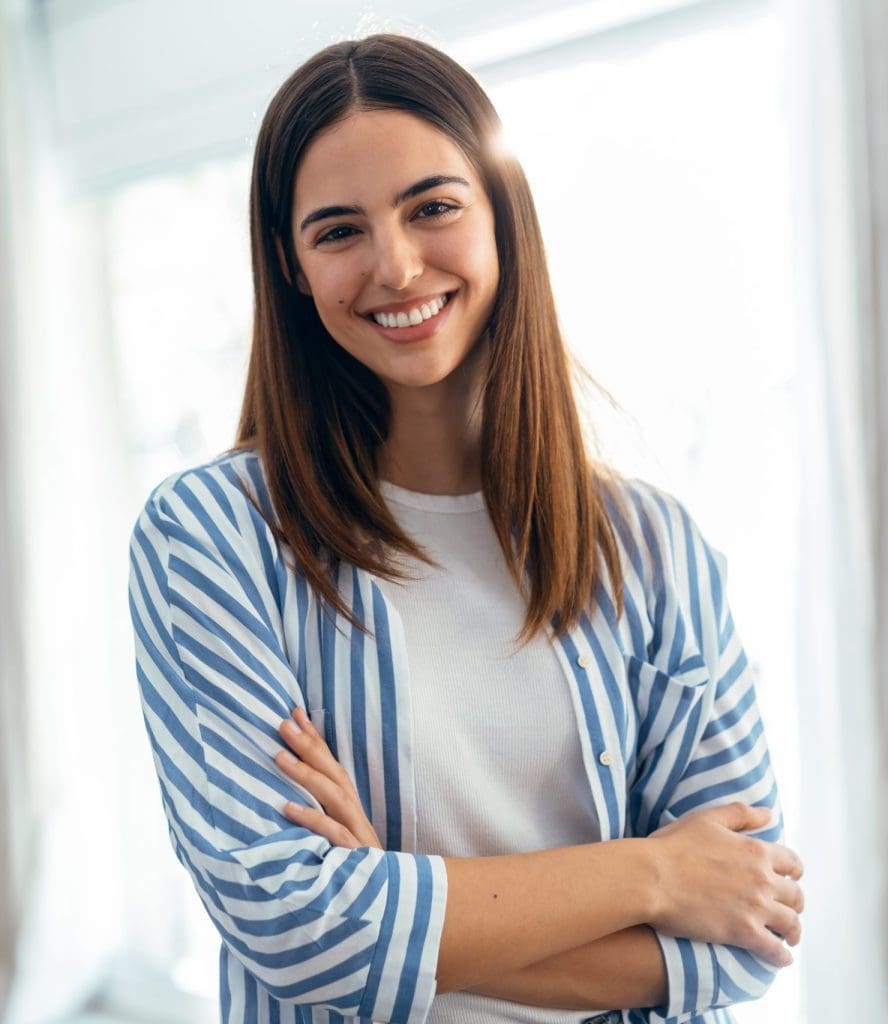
[600,472,730,671]
[141,445,267,514]
[600,470,726,587]
[133,445,279,548]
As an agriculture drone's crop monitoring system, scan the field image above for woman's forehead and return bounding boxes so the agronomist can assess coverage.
[294,109,477,204]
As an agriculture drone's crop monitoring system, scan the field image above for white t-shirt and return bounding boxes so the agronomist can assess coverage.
[377,479,605,1024]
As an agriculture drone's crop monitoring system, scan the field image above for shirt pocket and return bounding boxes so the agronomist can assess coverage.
[624,653,711,764]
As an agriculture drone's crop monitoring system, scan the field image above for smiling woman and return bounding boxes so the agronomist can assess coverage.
[127,32,804,1024]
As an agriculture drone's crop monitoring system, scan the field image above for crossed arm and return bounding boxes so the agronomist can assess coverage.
[273,708,800,1014]
[465,925,667,1009]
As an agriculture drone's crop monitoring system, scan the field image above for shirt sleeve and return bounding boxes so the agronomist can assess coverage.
[127,467,449,1024]
[622,486,787,1024]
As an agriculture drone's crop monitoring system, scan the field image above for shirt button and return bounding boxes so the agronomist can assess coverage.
[577,654,592,668]
[598,750,613,767]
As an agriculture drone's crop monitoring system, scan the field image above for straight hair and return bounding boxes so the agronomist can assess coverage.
[231,33,624,645]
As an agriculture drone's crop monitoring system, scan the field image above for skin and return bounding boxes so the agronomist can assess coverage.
[287,108,500,495]
[271,109,805,1007]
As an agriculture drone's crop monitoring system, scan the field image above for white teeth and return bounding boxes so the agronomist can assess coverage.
[372,293,448,328]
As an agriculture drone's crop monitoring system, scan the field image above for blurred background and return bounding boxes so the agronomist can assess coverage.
[0,0,886,1022]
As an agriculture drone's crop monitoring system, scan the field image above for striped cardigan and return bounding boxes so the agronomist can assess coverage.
[127,447,784,1024]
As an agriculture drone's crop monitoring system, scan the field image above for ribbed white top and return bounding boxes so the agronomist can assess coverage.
[377,479,605,1023]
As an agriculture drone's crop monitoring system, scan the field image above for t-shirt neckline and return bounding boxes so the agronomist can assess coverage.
[379,478,486,514]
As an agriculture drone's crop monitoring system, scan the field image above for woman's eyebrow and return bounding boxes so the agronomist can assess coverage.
[298,174,471,233]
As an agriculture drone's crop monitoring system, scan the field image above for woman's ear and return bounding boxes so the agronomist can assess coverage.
[295,270,312,296]
[273,234,293,286]
[273,234,312,296]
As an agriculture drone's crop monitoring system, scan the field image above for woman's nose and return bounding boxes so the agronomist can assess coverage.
[370,228,423,291]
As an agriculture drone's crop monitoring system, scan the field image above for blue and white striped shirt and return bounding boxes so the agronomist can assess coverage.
[127,446,784,1024]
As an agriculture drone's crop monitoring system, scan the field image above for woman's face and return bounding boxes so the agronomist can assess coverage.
[289,108,500,393]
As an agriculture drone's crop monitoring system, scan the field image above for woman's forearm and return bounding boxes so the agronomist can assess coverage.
[465,925,667,1010]
[435,803,803,995]
[270,718,802,1002]
[436,840,655,994]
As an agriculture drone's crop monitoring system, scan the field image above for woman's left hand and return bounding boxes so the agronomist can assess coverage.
[275,707,383,850]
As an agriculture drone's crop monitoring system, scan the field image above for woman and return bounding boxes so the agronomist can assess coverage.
[127,33,803,1024]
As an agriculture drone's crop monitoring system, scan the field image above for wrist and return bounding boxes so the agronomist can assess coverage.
[624,837,665,927]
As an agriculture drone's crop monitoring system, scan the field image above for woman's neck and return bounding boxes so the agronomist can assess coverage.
[377,340,486,496]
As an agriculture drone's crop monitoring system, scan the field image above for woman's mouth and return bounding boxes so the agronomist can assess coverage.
[362,292,455,344]
[367,292,451,329]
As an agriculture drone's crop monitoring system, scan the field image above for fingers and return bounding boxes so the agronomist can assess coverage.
[753,927,795,968]
[283,802,361,849]
[773,875,805,914]
[278,709,355,793]
[276,753,366,837]
[766,900,802,947]
[276,706,379,846]
[710,801,773,833]
[275,749,345,812]
[770,843,804,881]
[291,705,318,735]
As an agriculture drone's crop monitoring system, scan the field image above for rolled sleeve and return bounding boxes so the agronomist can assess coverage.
[648,934,719,1021]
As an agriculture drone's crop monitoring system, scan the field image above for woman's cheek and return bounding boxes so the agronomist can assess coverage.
[311,263,361,313]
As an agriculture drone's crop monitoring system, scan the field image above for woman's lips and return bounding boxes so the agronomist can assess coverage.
[364,291,455,344]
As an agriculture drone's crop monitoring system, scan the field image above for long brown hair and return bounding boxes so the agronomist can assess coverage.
[232,32,624,644]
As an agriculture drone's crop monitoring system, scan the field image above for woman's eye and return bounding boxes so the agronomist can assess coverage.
[316,225,358,246]
[416,200,459,219]
[314,203,458,245]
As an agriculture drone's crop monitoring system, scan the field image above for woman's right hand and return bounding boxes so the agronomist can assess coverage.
[645,802,804,967]
[275,706,383,851]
